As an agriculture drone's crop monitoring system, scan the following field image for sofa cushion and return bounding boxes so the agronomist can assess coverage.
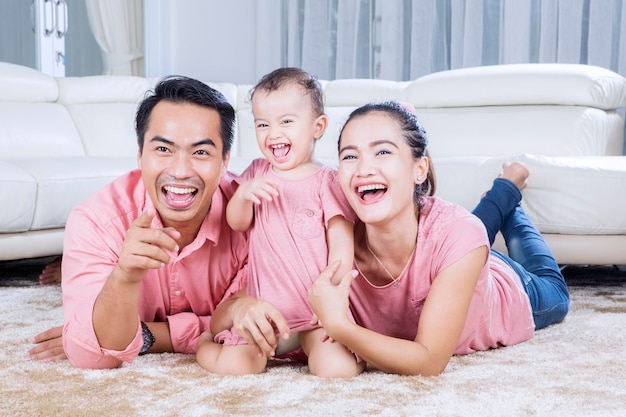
[434,154,626,235]
[63,103,141,157]
[0,103,85,158]
[418,105,624,158]
[0,62,58,102]
[517,154,626,235]
[0,161,37,232]
[56,75,152,104]
[408,63,626,110]
[56,76,153,158]
[14,157,137,230]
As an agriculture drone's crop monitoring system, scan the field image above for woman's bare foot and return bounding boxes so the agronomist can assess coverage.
[38,257,62,285]
[501,161,529,191]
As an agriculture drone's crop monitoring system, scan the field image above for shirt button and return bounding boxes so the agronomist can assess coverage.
[174,290,181,296]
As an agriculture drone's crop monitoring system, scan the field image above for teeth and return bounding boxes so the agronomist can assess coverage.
[357,184,386,193]
[270,144,287,149]
[164,186,196,194]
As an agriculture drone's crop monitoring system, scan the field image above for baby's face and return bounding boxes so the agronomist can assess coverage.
[251,84,327,174]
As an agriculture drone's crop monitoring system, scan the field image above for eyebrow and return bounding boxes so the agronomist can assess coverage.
[150,136,218,148]
[339,139,399,154]
[254,113,297,122]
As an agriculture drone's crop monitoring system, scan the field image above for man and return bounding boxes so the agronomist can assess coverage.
[28,76,258,369]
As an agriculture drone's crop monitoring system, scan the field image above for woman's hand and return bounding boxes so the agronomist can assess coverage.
[307,261,358,340]
[27,325,66,362]
[230,296,289,357]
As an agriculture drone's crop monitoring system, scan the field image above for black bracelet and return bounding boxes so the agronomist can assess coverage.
[139,321,155,356]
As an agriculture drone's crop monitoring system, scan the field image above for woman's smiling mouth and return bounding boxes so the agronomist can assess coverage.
[357,183,387,202]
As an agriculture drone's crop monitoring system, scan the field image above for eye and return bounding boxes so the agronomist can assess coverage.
[156,146,170,153]
[282,119,293,125]
[376,148,392,156]
[256,122,268,129]
[194,147,217,158]
[340,153,356,161]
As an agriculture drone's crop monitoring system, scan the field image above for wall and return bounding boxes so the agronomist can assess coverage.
[145,0,259,85]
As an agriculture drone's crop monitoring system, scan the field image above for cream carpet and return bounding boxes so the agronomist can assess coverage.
[1,267,625,417]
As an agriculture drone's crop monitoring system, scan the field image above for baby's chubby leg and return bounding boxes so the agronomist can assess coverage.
[196,332,267,375]
[300,328,365,378]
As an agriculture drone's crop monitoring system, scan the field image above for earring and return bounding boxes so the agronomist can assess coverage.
[417,176,423,182]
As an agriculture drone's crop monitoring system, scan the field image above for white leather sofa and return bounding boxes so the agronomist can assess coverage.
[1,61,626,266]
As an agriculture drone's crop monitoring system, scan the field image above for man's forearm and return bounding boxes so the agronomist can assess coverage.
[92,267,143,351]
[145,321,173,353]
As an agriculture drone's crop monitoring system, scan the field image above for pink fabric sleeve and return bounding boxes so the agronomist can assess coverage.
[62,205,143,369]
[429,205,489,276]
[167,262,247,353]
[320,168,356,225]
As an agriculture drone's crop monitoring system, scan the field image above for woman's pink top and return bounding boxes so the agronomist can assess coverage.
[349,197,535,354]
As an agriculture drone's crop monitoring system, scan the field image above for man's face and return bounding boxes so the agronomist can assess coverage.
[138,100,230,233]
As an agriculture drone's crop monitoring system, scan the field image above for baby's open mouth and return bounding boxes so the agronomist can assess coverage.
[271,143,291,158]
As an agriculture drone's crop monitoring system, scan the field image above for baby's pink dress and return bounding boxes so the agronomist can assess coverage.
[217,158,354,349]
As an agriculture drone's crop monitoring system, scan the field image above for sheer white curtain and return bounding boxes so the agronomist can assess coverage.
[85,0,144,76]
[265,0,626,82]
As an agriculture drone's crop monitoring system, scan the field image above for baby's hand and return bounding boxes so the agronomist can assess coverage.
[239,177,279,204]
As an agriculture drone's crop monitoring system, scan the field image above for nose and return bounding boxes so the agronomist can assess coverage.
[355,154,376,177]
[169,152,193,179]
[268,124,282,140]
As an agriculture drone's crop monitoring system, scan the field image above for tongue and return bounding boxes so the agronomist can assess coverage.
[272,145,290,158]
[362,189,385,201]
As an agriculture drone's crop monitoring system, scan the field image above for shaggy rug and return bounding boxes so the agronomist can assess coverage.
[0,263,624,417]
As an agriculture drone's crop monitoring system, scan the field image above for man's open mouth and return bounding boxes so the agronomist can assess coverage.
[163,185,198,204]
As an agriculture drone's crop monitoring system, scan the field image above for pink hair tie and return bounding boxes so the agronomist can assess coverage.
[398,101,416,114]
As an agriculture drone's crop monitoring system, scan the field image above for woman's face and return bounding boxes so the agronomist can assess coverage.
[338,112,427,226]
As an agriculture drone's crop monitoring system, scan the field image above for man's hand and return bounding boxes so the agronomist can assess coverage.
[91,209,180,352]
[230,296,289,357]
[114,209,180,283]
[27,326,65,362]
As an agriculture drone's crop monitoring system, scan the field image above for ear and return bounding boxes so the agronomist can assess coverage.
[313,114,329,140]
[220,150,231,179]
[136,150,142,170]
[413,156,429,184]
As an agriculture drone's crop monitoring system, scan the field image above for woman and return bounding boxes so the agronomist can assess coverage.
[306,101,570,376]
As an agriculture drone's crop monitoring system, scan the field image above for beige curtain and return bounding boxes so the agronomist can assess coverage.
[85,0,144,76]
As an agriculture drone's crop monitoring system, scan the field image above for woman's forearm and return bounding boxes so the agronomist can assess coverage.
[329,320,450,376]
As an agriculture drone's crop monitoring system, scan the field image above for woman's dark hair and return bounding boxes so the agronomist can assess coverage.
[249,67,325,117]
[338,101,436,207]
[135,75,235,157]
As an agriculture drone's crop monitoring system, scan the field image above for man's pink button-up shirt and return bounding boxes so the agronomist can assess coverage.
[62,170,248,369]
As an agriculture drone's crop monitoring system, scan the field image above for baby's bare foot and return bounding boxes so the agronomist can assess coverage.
[501,162,529,191]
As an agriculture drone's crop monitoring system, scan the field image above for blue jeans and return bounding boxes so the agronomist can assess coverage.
[472,178,570,330]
